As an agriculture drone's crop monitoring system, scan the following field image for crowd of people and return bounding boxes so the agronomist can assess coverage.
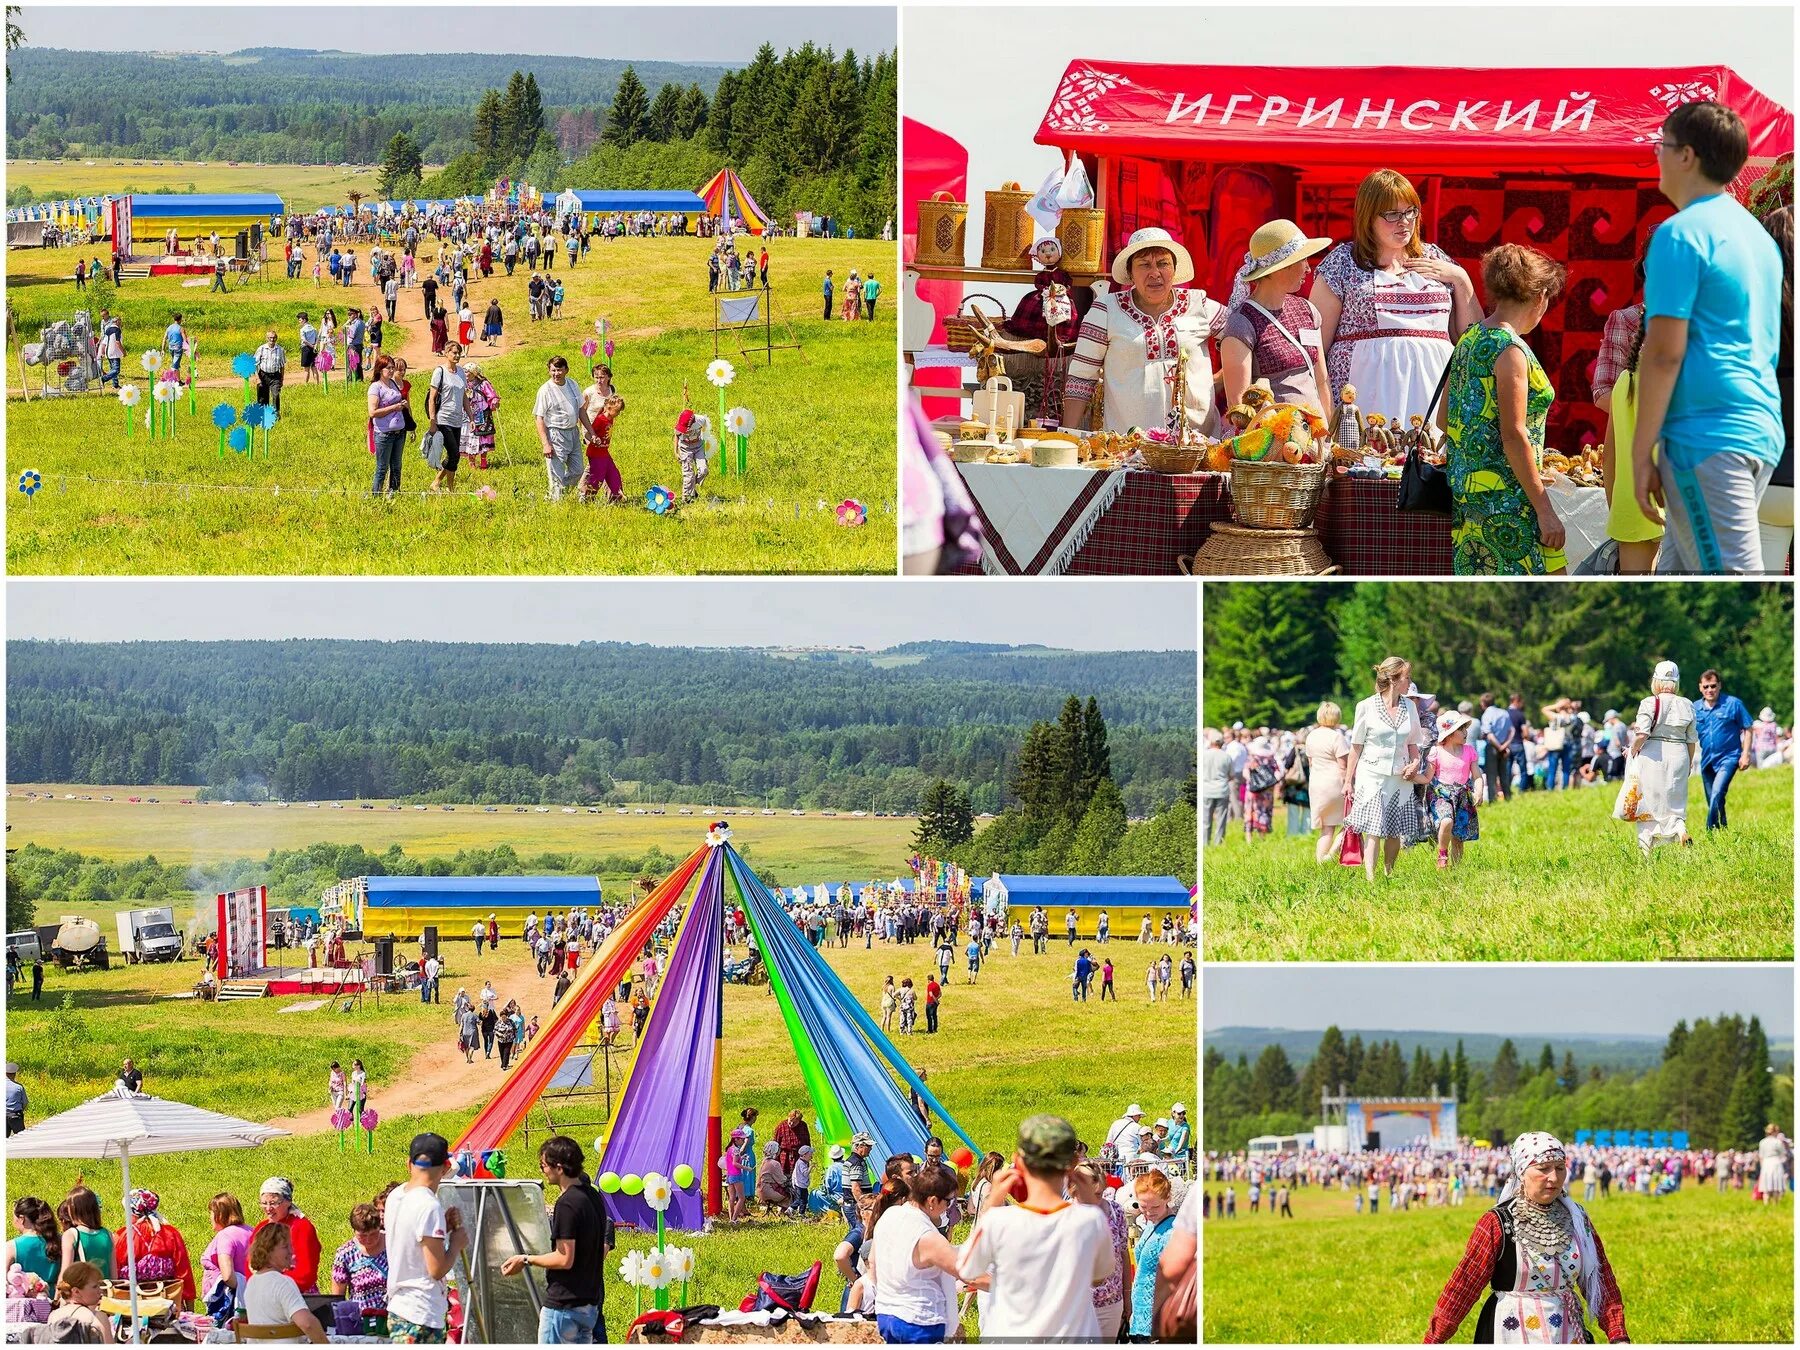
[4,1106,1197,1345]
[1202,1126,1793,1220]
[1204,656,1788,870]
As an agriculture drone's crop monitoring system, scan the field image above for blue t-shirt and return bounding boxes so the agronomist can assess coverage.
[1695,693,1753,770]
[164,322,185,354]
[1644,193,1784,467]
[823,1161,845,1200]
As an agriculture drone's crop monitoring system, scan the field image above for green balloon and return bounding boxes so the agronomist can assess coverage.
[672,1164,696,1189]
[621,1174,644,1196]
[598,1172,621,1194]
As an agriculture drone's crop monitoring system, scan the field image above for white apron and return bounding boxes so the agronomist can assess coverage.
[1493,1236,1586,1345]
[1073,288,1223,437]
[1339,270,1453,425]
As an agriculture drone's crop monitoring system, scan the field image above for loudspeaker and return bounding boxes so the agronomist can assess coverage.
[1366,1130,1382,1151]
[374,936,395,976]
[421,926,439,960]
[249,222,262,253]
[235,230,249,260]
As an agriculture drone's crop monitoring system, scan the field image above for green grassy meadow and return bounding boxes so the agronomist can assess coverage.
[6,233,897,574]
[1203,1179,1793,1343]
[7,160,386,211]
[5,927,1196,1339]
[1203,766,1794,961]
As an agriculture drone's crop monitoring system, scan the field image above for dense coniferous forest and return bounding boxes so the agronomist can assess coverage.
[1205,1019,1795,1154]
[1203,582,1794,730]
[5,48,728,164]
[7,43,898,232]
[6,641,1195,817]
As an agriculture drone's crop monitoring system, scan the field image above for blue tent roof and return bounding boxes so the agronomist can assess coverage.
[126,193,284,217]
[565,189,707,213]
[993,874,1190,908]
[362,875,601,908]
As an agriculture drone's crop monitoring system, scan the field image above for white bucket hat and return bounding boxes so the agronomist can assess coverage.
[1653,660,1680,685]
[1436,710,1474,739]
[1110,227,1194,287]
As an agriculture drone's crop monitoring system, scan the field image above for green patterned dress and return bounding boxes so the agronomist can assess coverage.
[1444,323,1566,575]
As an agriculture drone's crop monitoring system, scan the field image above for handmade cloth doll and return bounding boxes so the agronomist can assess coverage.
[675,409,710,503]
[1332,383,1365,452]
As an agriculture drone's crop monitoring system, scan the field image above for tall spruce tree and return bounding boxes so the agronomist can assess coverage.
[1453,1039,1470,1100]
[1538,1043,1556,1077]
[1490,1039,1521,1095]
[472,89,505,172]
[674,84,710,139]
[1065,778,1126,873]
[603,66,650,149]
[1203,583,1323,726]
[500,71,531,163]
[377,132,424,198]
[1056,697,1088,816]
[646,83,682,142]
[914,780,973,854]
[1081,697,1113,804]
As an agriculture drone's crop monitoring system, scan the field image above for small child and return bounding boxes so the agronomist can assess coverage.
[581,394,627,504]
[551,279,565,318]
[525,1014,540,1044]
[1426,710,1482,868]
[462,363,498,471]
[789,1144,813,1217]
[674,409,710,504]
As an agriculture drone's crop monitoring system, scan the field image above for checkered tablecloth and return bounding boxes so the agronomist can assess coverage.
[953,467,1217,575]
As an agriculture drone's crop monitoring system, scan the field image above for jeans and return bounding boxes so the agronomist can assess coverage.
[1508,745,1531,792]
[1701,758,1740,830]
[538,1305,599,1344]
[371,429,405,495]
[102,357,121,389]
[865,298,878,320]
[824,292,833,319]
[925,1002,938,1032]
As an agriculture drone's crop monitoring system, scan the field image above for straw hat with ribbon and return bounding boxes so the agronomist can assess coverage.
[1229,219,1335,310]
[1110,227,1195,287]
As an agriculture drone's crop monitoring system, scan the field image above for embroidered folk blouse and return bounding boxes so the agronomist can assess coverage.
[1065,286,1227,436]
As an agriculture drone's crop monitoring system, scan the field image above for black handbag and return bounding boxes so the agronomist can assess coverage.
[1396,350,1455,515]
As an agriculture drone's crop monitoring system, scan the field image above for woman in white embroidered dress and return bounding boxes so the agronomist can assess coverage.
[1343,655,1428,882]
[1626,659,1698,853]
[1061,227,1227,438]
[1314,170,1484,426]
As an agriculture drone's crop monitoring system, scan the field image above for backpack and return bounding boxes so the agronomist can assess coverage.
[738,1262,821,1314]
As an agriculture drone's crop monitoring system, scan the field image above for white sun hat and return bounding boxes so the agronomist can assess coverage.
[1110,227,1194,287]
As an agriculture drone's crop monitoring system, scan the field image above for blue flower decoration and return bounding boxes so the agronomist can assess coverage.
[228,427,251,454]
[17,470,42,497]
[1502,1316,1520,1331]
[212,403,238,430]
[242,403,277,430]
[231,352,257,380]
[1549,1313,1563,1328]
[646,485,673,515]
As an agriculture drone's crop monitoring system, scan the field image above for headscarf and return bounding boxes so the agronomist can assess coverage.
[1497,1132,1603,1321]
[128,1188,163,1229]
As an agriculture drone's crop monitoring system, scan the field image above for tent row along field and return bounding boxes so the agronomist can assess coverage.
[7,160,390,212]
[6,234,896,573]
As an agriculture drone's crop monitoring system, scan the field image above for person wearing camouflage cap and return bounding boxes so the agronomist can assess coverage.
[955,1115,1116,1340]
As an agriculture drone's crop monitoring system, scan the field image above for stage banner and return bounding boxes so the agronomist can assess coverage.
[216,885,267,979]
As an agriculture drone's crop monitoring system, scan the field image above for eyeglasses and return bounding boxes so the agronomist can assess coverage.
[1378,208,1420,226]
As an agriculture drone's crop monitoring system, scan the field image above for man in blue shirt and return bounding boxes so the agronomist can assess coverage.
[1504,694,1531,794]
[163,312,188,385]
[1633,101,1785,573]
[1478,693,1513,803]
[4,1062,26,1135]
[1693,668,1754,831]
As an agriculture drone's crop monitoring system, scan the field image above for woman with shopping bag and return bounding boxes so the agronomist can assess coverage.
[1618,660,1699,854]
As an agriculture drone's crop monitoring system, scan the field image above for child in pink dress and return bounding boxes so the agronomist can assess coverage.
[1426,711,1483,868]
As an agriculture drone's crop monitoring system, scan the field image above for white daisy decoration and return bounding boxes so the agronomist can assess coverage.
[705,358,735,388]
[671,1247,696,1281]
[152,380,180,403]
[619,1250,646,1286]
[118,384,141,407]
[725,406,755,438]
[140,350,162,373]
[644,1250,671,1289]
[642,1172,673,1213]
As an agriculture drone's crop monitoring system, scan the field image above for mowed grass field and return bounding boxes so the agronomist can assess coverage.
[1203,1180,1793,1343]
[7,785,919,926]
[6,160,387,211]
[1203,765,1794,961]
[5,927,1196,1339]
[5,232,897,574]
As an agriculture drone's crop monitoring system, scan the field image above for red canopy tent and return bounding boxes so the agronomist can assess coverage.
[1026,61,1792,447]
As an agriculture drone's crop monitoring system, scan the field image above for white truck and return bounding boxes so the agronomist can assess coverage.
[115,907,183,963]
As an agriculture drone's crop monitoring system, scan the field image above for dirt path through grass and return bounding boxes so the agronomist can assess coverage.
[265,938,585,1135]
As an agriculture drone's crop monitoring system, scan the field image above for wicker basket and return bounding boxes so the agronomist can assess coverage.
[1056,207,1106,276]
[1137,442,1202,474]
[1229,458,1333,529]
[940,293,1007,353]
[914,192,968,268]
[981,182,1034,269]
[1191,523,1338,576]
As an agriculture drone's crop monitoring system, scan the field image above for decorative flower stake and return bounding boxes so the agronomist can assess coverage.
[360,1107,378,1153]
[18,470,42,500]
[724,406,754,477]
[837,499,867,527]
[646,485,674,516]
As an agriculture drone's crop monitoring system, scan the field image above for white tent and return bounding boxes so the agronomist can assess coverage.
[6,1087,288,1342]
[554,188,583,220]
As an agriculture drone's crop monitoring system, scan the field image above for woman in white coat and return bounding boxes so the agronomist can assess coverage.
[1343,656,1428,881]
[1626,659,1698,853]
